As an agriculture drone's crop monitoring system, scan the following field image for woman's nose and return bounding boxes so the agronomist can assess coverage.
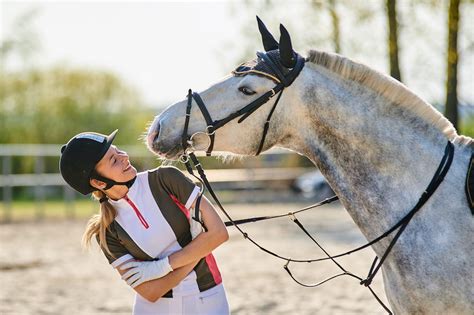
[117,151,128,161]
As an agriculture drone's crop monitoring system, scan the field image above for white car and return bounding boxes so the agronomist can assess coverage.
[291,171,335,200]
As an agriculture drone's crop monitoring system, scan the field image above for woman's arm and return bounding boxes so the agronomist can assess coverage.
[168,196,228,269]
[117,259,199,303]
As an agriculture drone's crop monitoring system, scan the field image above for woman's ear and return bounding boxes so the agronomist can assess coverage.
[90,178,106,190]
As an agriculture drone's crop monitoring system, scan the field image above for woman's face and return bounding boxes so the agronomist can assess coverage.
[94,145,137,184]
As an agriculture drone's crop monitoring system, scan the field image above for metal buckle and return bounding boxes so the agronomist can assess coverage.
[288,212,296,221]
[179,154,190,164]
[206,125,215,136]
[189,131,212,152]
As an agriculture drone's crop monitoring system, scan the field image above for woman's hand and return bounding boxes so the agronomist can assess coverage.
[120,257,173,288]
[117,259,199,302]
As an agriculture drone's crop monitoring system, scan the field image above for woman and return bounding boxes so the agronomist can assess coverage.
[59,129,230,314]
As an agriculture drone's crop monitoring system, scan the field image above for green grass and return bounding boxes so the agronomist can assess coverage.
[1,200,100,222]
[460,115,474,138]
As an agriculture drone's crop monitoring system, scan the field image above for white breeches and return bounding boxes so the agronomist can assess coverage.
[133,284,230,315]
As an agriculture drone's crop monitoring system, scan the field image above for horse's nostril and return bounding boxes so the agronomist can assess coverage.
[154,122,160,142]
[148,121,161,146]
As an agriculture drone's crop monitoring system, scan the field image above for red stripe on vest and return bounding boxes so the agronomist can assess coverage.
[169,194,222,286]
[169,194,190,219]
[205,254,222,285]
[124,195,150,229]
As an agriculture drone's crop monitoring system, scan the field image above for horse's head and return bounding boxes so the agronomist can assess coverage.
[146,17,305,160]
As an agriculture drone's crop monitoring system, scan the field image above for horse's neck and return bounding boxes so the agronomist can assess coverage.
[282,68,452,254]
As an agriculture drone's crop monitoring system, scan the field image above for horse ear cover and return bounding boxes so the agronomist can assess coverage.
[279,24,296,68]
[256,16,279,52]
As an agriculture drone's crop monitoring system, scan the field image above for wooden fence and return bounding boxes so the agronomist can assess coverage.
[0,144,310,221]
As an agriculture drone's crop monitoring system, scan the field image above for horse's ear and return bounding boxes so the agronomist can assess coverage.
[256,16,279,52]
[279,24,296,68]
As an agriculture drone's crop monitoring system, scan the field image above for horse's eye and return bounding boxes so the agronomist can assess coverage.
[238,86,256,96]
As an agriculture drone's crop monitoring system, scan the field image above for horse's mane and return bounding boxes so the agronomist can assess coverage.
[306,50,471,146]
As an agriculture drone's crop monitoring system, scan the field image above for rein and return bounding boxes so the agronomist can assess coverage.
[183,141,453,314]
[177,49,455,314]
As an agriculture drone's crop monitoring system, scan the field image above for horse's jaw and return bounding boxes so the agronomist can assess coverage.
[152,146,183,161]
[146,129,184,161]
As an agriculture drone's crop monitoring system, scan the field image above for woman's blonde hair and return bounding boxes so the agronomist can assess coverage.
[82,190,117,258]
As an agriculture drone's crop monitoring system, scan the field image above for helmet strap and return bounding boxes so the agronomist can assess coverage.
[90,170,137,191]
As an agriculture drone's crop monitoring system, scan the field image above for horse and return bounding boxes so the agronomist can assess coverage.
[146,18,473,314]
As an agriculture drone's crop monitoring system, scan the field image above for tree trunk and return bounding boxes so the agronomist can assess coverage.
[445,0,460,130]
[386,0,402,82]
[329,0,341,54]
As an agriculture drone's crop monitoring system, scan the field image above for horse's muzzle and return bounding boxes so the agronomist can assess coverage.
[147,120,160,145]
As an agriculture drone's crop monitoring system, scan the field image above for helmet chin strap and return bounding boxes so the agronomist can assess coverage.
[91,170,137,191]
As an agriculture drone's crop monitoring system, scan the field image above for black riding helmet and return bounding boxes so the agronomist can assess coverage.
[59,130,135,195]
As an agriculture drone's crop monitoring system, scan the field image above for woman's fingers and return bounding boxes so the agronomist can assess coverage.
[120,260,140,270]
[126,273,142,287]
[130,277,145,288]
[121,267,139,281]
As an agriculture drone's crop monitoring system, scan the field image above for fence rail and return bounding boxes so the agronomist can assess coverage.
[0,144,290,157]
[1,144,309,221]
[0,168,307,187]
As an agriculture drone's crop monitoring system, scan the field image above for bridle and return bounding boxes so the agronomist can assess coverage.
[177,50,455,314]
[181,50,305,158]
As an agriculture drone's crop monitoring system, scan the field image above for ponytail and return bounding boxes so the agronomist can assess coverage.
[82,190,117,258]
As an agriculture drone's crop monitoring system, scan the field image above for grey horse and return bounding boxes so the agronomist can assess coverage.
[146,18,473,314]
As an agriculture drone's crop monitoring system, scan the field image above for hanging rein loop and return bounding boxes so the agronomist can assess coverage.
[180,141,454,314]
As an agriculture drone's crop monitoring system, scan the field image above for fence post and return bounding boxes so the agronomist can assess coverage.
[2,156,12,222]
[35,156,45,220]
[64,185,75,219]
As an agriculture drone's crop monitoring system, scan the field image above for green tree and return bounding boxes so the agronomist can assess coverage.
[0,67,153,145]
[0,8,41,70]
[1,8,153,145]
[328,0,341,54]
[309,0,342,53]
[386,0,402,81]
[444,0,460,130]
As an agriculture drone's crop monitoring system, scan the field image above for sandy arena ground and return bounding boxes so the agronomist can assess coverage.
[0,202,389,315]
